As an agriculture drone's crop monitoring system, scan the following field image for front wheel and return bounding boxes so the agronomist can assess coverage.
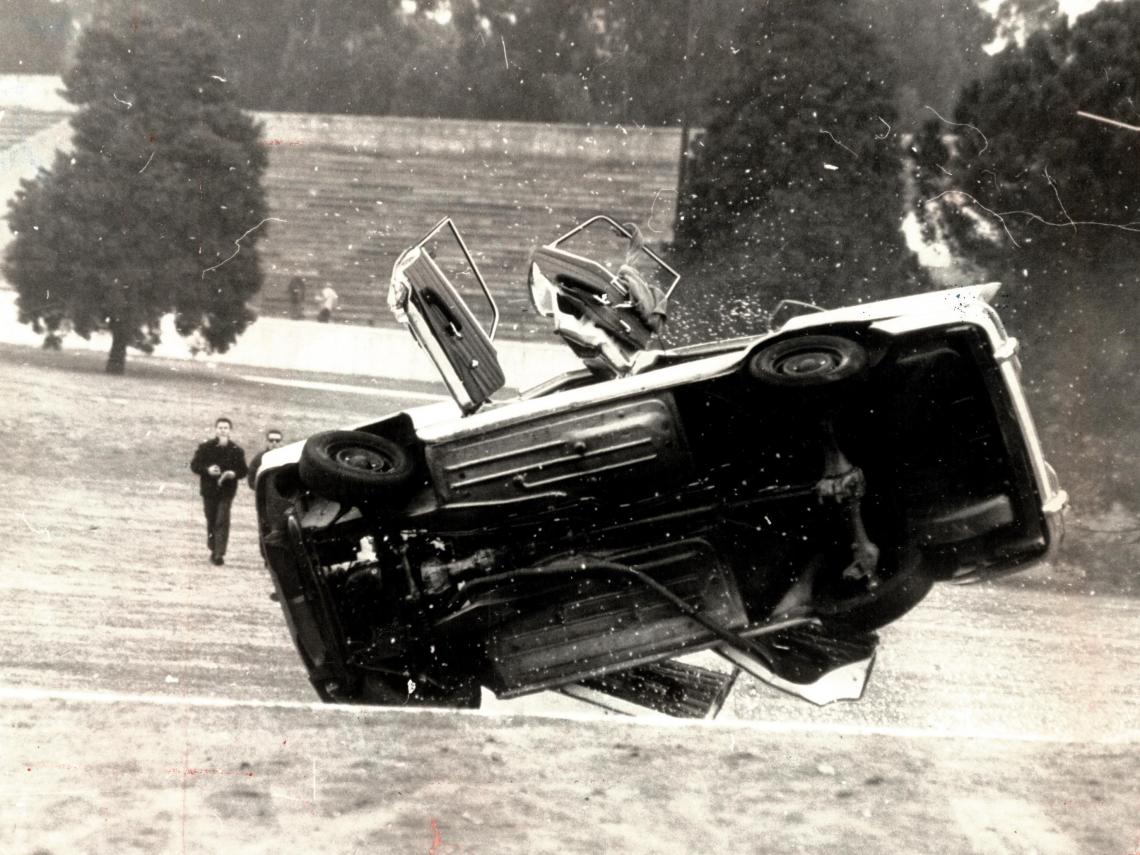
[749,334,867,387]
[299,430,415,502]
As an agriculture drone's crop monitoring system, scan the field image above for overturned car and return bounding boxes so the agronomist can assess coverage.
[254,216,1066,716]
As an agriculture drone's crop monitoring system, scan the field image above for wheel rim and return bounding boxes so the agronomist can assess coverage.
[333,445,395,474]
[772,347,845,379]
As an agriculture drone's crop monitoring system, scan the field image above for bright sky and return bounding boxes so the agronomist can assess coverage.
[985,0,1111,18]
[1059,0,1111,16]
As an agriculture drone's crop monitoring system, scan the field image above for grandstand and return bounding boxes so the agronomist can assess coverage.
[254,113,683,338]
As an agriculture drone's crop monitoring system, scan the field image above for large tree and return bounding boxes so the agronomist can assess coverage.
[673,0,920,339]
[5,15,268,373]
[920,0,1140,270]
[916,0,1140,511]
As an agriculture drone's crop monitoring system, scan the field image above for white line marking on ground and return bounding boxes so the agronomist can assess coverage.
[1,686,1135,745]
[240,374,449,401]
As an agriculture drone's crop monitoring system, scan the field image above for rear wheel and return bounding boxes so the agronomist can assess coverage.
[299,430,415,502]
[749,335,867,387]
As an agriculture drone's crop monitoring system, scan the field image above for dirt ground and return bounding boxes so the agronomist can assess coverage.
[4,699,1136,855]
[0,343,1137,854]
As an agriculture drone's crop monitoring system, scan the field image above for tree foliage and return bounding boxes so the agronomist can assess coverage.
[914,0,1140,512]
[4,14,268,373]
[993,0,1062,45]
[673,0,921,337]
[457,0,695,124]
[854,0,995,127]
[919,0,1140,269]
[52,1,1045,129]
[0,0,73,73]
[75,0,744,125]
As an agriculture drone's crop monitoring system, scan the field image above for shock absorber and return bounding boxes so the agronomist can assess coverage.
[815,420,881,589]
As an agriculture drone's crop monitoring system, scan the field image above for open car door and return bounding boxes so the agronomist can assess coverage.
[527,216,680,376]
[389,218,505,414]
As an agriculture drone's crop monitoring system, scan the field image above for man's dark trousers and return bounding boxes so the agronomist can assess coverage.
[202,493,234,559]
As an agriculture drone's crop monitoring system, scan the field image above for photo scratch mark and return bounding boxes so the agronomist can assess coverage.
[139,151,155,174]
[112,92,132,109]
[925,104,988,153]
[819,130,857,158]
[167,766,255,778]
[1043,167,1076,233]
[926,189,1140,248]
[874,116,891,140]
[20,513,51,539]
[646,189,676,234]
[202,217,285,277]
[501,36,509,70]
[1076,110,1140,133]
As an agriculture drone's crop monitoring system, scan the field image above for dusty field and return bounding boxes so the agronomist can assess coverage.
[4,699,1135,855]
[1,343,1137,854]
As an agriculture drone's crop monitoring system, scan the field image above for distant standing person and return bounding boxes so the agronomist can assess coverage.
[190,416,248,566]
[317,283,339,323]
[247,428,284,489]
[287,275,307,319]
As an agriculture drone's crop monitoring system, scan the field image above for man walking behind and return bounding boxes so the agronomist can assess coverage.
[316,283,339,322]
[190,416,248,566]
[247,428,283,489]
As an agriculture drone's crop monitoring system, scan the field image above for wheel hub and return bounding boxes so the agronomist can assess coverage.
[776,349,842,378]
[335,447,393,473]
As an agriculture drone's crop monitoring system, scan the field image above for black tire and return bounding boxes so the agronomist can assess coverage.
[749,334,867,387]
[298,430,415,502]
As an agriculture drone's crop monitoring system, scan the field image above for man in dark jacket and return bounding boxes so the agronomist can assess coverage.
[246,428,283,489]
[190,417,248,566]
